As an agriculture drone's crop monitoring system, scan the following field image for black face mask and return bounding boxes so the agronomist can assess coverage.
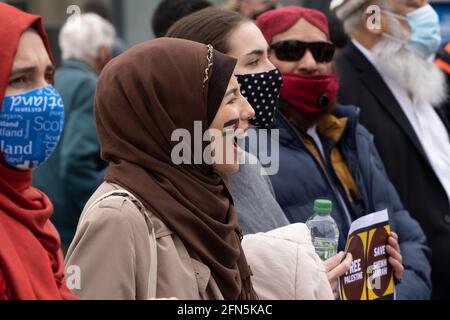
[236,68,283,128]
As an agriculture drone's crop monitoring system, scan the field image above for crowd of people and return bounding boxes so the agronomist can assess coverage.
[0,0,449,300]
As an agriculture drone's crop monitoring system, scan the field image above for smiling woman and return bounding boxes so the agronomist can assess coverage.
[209,76,255,173]
[167,7,291,236]
[65,38,259,300]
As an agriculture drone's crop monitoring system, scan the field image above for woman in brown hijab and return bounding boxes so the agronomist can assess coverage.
[65,38,257,300]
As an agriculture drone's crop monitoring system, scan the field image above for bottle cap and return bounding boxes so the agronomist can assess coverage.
[314,199,332,214]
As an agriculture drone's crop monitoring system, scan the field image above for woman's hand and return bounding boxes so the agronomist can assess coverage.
[386,232,404,282]
[324,251,353,299]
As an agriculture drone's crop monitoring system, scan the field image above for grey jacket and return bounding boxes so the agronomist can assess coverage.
[230,152,289,235]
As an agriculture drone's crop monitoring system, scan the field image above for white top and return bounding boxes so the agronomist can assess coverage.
[353,40,450,206]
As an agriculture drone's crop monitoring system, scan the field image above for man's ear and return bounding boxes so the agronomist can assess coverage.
[363,5,384,35]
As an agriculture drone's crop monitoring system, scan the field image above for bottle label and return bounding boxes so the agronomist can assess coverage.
[313,237,338,261]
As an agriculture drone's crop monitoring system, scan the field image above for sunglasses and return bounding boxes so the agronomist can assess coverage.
[269,40,336,63]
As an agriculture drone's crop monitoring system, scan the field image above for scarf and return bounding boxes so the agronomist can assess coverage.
[95,38,257,300]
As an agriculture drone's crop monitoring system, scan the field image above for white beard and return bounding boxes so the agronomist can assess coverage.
[371,22,447,107]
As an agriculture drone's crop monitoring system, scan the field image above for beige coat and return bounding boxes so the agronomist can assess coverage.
[66,182,332,300]
[65,182,223,300]
[242,224,334,300]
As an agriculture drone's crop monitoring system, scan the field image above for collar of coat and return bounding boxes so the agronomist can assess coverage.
[274,104,361,146]
[317,113,348,143]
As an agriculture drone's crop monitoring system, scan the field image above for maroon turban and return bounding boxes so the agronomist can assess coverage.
[257,6,330,44]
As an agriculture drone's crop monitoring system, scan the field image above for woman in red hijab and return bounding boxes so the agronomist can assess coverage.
[0,3,77,300]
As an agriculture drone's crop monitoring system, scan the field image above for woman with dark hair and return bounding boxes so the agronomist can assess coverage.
[167,7,335,300]
[0,3,76,300]
[65,37,259,300]
[167,7,290,235]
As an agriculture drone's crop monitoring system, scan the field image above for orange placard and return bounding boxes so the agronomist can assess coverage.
[339,209,395,300]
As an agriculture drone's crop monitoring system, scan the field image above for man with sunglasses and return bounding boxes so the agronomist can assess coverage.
[332,0,449,299]
[252,6,431,299]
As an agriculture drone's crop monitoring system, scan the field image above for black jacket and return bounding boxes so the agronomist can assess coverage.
[334,42,450,299]
[250,106,431,299]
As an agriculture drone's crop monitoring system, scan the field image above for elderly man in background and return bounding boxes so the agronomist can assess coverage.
[332,0,450,299]
[33,13,115,253]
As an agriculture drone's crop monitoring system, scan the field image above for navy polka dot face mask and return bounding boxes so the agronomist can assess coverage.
[236,68,283,128]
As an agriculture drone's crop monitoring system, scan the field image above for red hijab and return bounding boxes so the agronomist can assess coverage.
[0,3,77,300]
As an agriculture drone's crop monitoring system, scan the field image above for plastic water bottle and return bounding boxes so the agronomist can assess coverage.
[306,199,339,261]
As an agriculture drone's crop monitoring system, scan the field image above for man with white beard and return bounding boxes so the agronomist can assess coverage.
[332,0,450,299]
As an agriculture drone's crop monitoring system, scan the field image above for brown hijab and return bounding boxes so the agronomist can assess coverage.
[94,38,257,300]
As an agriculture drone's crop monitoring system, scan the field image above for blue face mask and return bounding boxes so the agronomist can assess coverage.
[0,85,64,170]
[405,4,442,58]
